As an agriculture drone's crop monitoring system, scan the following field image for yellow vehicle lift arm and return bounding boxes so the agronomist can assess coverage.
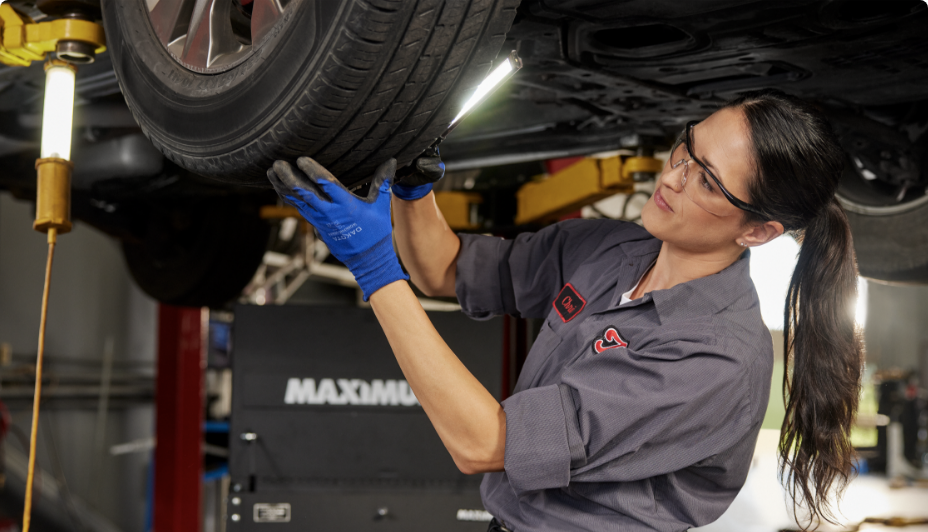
[515,155,663,225]
[0,3,105,67]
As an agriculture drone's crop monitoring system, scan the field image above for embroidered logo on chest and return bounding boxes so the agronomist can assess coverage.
[553,283,587,323]
[592,326,628,354]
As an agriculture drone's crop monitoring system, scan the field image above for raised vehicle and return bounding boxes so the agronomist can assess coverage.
[0,0,925,305]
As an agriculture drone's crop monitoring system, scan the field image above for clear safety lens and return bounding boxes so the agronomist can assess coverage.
[670,139,737,217]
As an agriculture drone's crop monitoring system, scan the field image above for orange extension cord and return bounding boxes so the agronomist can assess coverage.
[22,227,57,532]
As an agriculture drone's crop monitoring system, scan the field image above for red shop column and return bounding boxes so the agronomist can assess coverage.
[155,305,206,532]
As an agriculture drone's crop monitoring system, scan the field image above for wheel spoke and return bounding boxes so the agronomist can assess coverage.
[182,0,245,69]
[895,182,912,203]
[250,0,286,47]
[148,0,291,73]
[149,0,196,46]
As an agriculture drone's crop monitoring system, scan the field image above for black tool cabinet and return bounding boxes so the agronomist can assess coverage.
[229,304,502,531]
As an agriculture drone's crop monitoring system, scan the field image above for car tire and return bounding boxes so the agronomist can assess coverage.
[833,111,928,284]
[101,0,519,186]
[843,202,928,284]
[122,196,271,308]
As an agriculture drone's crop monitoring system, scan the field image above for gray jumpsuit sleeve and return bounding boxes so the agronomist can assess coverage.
[455,219,628,320]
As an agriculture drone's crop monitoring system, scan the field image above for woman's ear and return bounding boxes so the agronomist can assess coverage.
[741,220,784,247]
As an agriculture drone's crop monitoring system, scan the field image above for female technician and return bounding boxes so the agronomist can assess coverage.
[267,89,863,531]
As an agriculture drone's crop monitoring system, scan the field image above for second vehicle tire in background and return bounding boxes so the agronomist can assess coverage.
[121,196,271,308]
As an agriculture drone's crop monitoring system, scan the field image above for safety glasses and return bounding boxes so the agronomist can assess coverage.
[670,121,768,219]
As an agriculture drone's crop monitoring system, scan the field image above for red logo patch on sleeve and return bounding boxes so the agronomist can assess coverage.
[592,326,628,354]
[553,283,587,323]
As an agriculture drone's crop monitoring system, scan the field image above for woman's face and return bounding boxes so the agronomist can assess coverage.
[641,107,760,254]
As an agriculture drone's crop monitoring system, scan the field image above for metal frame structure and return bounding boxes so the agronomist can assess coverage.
[154,305,207,532]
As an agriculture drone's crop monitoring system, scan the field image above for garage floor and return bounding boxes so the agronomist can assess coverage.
[695,430,928,532]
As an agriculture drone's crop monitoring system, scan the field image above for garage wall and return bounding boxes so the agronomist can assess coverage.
[0,192,155,531]
[864,280,928,382]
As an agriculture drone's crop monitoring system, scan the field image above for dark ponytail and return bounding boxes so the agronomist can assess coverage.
[782,198,863,526]
[724,90,864,527]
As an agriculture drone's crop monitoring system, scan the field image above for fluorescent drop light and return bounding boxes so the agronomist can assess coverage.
[442,51,522,140]
[452,57,514,126]
[40,64,76,161]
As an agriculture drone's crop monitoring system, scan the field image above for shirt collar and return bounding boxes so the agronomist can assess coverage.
[650,249,754,322]
[617,237,756,323]
[620,236,662,258]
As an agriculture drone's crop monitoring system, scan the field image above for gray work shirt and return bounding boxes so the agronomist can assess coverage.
[455,219,773,532]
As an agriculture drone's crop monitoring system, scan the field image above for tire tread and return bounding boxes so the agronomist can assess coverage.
[114,0,519,185]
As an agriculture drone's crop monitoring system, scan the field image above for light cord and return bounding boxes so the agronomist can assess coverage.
[22,227,57,532]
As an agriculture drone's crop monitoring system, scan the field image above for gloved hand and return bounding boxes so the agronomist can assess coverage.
[392,144,446,201]
[267,156,408,301]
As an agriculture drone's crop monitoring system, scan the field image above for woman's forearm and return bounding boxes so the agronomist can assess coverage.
[369,280,505,474]
[392,193,460,297]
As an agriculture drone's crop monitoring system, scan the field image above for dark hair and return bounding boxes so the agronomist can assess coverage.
[724,89,863,528]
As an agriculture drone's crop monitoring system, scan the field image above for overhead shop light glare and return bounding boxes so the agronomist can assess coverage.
[749,234,800,331]
[855,276,868,329]
[40,62,76,160]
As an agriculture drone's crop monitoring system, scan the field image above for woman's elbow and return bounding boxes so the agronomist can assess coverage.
[414,279,442,298]
[452,449,505,475]
[454,459,495,475]
[454,458,479,475]
[410,274,455,298]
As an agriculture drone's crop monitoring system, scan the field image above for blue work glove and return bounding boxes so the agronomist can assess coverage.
[267,157,408,301]
[393,145,446,201]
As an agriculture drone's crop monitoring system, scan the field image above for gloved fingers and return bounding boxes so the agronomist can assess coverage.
[422,144,440,159]
[272,160,331,203]
[295,156,348,201]
[267,166,303,209]
[414,156,446,183]
[368,158,397,200]
[266,166,286,196]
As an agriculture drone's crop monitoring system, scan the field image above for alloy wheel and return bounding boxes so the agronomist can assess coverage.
[147,0,293,73]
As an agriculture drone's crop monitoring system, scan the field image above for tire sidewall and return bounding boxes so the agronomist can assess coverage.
[848,204,928,283]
